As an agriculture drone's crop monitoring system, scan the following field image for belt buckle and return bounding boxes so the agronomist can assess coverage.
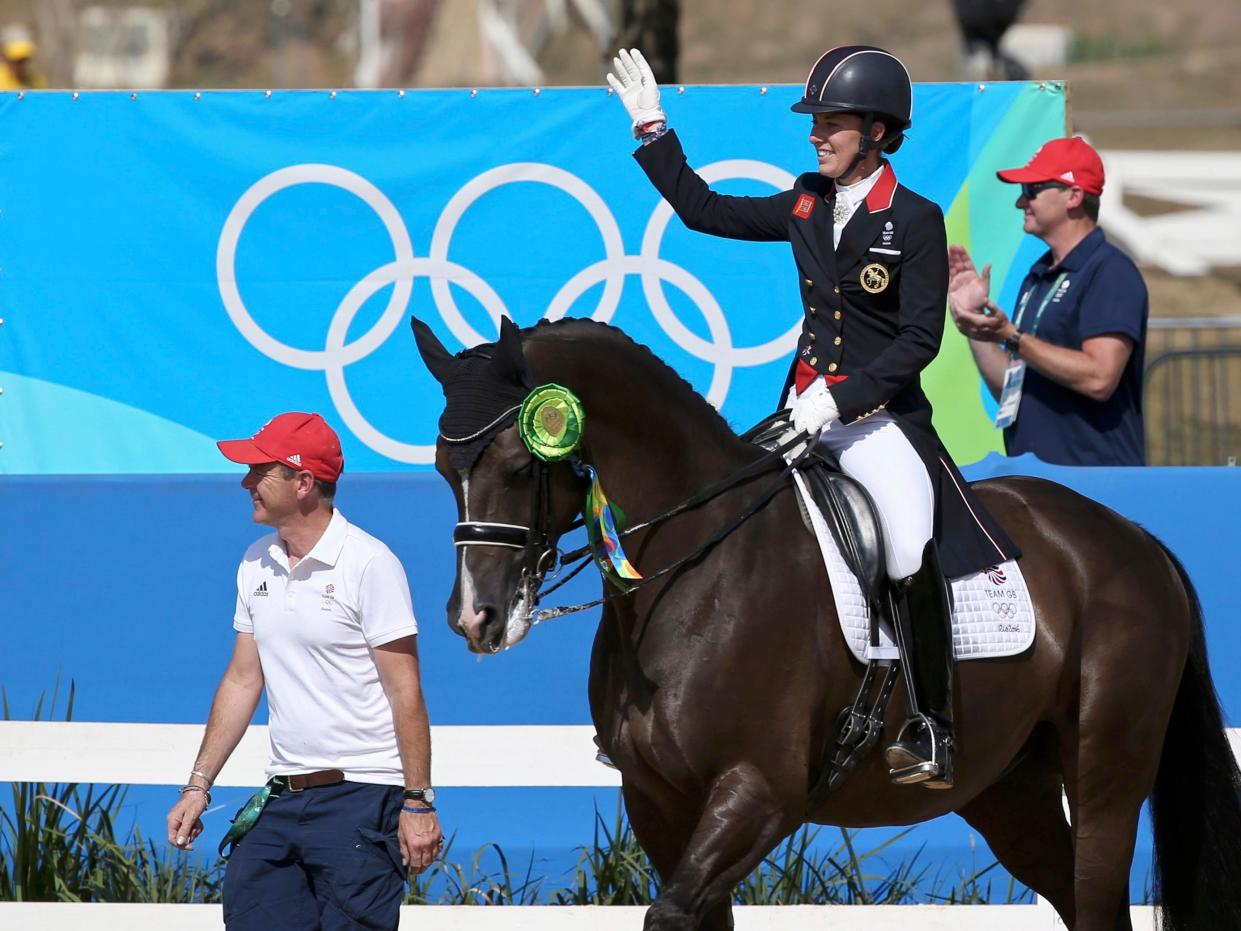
[286,776,304,793]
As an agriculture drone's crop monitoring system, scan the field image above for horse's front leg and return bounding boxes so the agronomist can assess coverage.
[639,763,795,931]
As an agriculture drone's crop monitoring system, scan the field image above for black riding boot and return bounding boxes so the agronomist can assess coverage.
[883,540,955,788]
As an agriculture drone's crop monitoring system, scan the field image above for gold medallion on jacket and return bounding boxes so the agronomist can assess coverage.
[860,263,890,294]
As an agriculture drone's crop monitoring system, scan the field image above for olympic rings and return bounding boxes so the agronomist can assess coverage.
[217,161,803,464]
[217,164,415,370]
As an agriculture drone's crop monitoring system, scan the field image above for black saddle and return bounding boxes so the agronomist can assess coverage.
[744,414,888,603]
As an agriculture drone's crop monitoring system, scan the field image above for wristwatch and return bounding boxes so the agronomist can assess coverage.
[1001,330,1023,355]
[403,786,436,804]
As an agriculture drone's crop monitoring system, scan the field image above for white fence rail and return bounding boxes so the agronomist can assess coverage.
[1100,149,1241,277]
[0,903,1156,929]
[0,722,619,787]
[2,721,1236,787]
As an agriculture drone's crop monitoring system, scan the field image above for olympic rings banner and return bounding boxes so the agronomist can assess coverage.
[0,83,1064,474]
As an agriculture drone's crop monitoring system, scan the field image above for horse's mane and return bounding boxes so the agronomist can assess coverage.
[522,317,740,440]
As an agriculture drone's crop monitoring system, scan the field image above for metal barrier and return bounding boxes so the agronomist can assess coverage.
[1145,317,1241,465]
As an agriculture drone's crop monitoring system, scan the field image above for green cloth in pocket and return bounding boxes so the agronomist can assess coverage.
[218,779,279,859]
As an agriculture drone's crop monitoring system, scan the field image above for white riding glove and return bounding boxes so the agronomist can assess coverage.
[791,378,841,436]
[606,48,667,139]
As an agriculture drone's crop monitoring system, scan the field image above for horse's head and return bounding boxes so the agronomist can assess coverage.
[412,316,585,654]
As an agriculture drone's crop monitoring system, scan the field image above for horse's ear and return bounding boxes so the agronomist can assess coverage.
[492,315,532,389]
[410,317,455,385]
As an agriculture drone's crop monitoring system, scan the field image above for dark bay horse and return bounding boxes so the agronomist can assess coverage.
[413,316,1241,931]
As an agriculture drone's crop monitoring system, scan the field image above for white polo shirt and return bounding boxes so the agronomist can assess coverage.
[234,509,418,784]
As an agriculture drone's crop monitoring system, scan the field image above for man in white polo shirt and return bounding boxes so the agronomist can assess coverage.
[166,412,442,930]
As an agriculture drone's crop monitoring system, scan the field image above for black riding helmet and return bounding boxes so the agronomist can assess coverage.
[791,45,913,156]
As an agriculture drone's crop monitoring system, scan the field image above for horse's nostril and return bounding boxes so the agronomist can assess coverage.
[477,605,505,650]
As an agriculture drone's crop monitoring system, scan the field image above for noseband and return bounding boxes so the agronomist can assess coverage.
[453,457,561,594]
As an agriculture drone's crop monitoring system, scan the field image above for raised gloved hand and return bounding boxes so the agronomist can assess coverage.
[606,48,667,138]
[791,378,840,436]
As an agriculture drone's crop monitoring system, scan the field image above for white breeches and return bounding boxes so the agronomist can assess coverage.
[787,393,935,580]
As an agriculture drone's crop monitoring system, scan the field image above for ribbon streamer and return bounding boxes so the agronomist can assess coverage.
[579,462,642,586]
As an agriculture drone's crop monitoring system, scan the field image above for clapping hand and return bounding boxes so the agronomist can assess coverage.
[606,48,667,138]
[948,245,1009,341]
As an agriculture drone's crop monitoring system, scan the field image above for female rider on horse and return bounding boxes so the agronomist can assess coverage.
[607,46,1019,788]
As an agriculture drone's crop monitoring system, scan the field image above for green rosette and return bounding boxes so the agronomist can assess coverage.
[518,384,585,461]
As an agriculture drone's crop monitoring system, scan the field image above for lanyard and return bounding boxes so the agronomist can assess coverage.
[1013,271,1068,337]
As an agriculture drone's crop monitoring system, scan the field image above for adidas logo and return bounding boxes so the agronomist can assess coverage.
[253,581,269,597]
[288,454,302,466]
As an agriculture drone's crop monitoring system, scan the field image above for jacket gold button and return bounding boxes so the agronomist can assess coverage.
[834,336,842,346]
[809,332,817,341]
[834,286,841,294]
[808,306,816,315]
[805,278,814,288]
[834,310,842,320]
[810,356,818,366]
[828,362,838,373]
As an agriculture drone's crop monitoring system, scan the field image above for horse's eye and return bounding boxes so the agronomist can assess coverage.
[510,458,535,479]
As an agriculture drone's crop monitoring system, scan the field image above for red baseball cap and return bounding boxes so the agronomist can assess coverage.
[217,412,344,482]
[996,136,1105,196]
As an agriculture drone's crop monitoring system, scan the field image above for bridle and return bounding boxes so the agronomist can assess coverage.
[451,453,562,614]
[449,410,814,635]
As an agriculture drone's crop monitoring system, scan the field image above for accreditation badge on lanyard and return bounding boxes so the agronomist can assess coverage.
[993,271,1068,430]
[994,359,1026,429]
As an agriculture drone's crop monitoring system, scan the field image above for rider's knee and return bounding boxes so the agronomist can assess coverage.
[886,533,931,581]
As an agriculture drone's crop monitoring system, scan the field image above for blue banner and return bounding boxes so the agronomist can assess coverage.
[0,84,1064,473]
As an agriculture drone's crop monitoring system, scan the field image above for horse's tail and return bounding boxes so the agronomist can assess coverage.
[1149,539,1241,930]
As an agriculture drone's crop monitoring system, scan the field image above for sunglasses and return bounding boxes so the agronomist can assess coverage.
[1020,181,1069,200]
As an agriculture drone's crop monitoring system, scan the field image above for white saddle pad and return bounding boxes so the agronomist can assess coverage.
[791,471,1035,663]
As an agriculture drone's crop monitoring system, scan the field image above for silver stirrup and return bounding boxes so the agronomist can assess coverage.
[886,713,950,785]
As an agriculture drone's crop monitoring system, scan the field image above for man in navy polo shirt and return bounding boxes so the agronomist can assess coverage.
[947,136,1150,465]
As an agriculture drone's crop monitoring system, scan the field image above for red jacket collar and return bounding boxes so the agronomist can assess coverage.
[864,162,897,213]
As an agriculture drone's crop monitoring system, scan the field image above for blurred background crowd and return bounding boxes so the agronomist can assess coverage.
[0,0,1236,140]
[0,0,1237,465]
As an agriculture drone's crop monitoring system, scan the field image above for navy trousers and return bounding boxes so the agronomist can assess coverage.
[223,780,405,931]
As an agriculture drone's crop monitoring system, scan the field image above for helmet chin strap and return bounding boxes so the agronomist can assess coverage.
[841,112,880,183]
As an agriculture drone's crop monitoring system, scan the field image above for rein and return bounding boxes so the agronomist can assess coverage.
[449,393,813,635]
[532,436,809,624]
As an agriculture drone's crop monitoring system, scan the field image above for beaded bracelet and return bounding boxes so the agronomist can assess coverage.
[402,805,436,814]
[179,784,213,806]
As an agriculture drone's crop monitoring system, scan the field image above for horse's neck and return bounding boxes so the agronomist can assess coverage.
[585,412,751,518]
[524,332,755,512]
